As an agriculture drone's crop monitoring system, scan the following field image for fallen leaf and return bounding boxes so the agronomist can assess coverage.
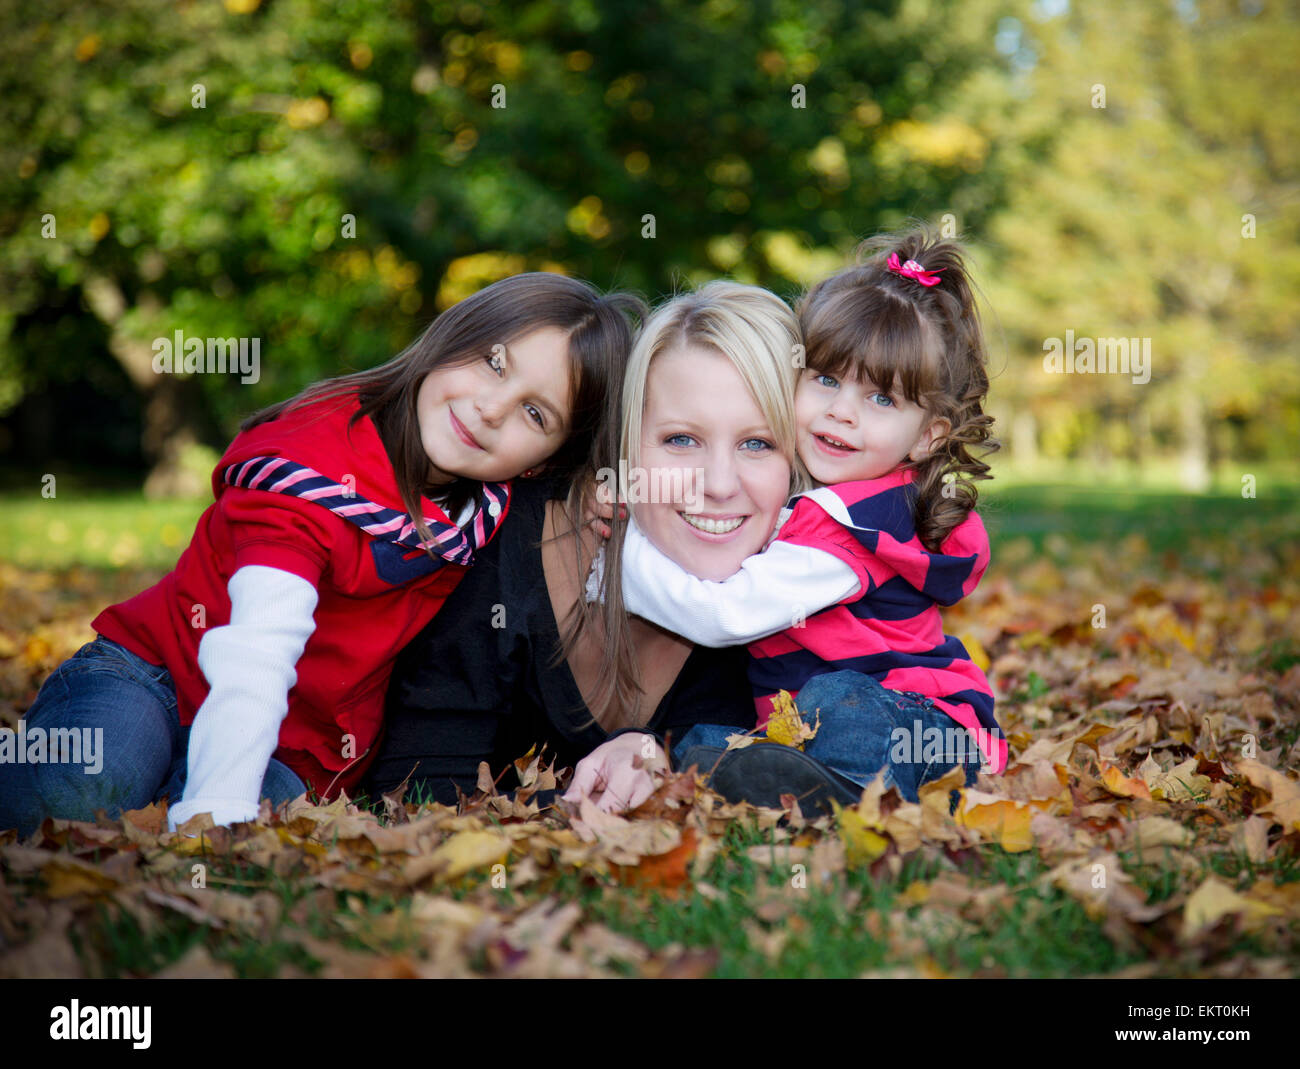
[1182,875,1283,940]
[405,830,510,883]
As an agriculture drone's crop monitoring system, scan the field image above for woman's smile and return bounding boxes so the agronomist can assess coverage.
[678,511,747,537]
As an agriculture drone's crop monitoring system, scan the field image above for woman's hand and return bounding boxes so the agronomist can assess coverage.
[562,732,669,813]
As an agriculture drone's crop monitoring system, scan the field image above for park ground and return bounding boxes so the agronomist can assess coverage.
[0,472,1297,978]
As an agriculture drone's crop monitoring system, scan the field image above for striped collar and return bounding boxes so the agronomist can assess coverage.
[222,454,509,567]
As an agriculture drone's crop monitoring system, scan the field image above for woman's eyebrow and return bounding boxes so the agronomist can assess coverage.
[647,417,774,439]
[646,414,710,431]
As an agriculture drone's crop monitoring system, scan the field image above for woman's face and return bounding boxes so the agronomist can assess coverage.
[632,344,791,581]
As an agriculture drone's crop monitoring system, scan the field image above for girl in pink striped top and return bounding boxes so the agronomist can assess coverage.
[618,226,1006,799]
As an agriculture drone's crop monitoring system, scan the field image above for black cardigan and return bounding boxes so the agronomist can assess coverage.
[367,476,755,803]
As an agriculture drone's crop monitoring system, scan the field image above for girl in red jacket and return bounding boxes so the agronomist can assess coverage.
[0,273,643,835]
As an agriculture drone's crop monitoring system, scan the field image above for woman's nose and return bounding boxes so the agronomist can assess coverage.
[700,448,739,499]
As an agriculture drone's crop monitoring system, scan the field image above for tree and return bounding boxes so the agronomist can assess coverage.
[0,0,1021,490]
[978,0,1300,487]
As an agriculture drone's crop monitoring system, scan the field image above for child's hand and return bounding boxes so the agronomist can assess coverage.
[584,477,627,540]
[563,733,668,813]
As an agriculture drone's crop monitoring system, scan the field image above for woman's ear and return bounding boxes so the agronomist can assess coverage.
[909,416,951,461]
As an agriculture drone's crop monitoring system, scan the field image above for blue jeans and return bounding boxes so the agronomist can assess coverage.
[672,670,982,803]
[0,636,305,837]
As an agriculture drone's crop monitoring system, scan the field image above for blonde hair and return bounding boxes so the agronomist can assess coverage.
[568,281,807,731]
[620,280,809,500]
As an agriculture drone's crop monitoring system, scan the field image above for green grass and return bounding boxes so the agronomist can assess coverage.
[980,483,1300,558]
[0,492,208,570]
[0,459,1296,571]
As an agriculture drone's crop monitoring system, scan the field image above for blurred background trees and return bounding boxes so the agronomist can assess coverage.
[0,0,1295,496]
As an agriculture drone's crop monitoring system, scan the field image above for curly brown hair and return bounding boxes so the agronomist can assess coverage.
[796,223,999,551]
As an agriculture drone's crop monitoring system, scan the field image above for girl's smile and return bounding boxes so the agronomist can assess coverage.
[448,407,485,450]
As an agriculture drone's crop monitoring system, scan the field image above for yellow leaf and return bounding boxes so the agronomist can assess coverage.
[1098,762,1153,800]
[956,795,1035,852]
[420,830,510,881]
[957,632,990,673]
[1145,757,1211,801]
[43,858,118,899]
[1237,759,1300,832]
[837,805,889,866]
[765,690,818,749]
[1182,875,1282,940]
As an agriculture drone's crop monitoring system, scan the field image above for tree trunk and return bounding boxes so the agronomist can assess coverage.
[81,275,209,498]
[1177,370,1211,492]
[1011,407,1038,469]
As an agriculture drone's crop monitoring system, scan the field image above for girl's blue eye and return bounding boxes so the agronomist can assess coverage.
[871,392,895,408]
[485,353,504,376]
[815,373,838,389]
[741,438,774,453]
[664,433,696,447]
[525,404,545,428]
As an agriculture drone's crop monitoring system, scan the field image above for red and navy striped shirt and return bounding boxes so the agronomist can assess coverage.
[749,468,1007,773]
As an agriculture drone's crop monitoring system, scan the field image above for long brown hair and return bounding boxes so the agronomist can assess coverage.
[240,272,646,555]
[797,224,999,550]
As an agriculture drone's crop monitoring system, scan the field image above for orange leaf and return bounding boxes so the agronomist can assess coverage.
[613,826,697,895]
[1098,763,1152,800]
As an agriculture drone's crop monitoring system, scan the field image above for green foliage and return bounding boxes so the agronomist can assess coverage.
[981,0,1300,475]
[0,0,1294,484]
[0,0,1016,458]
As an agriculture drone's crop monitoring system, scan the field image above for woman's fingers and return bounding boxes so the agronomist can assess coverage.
[562,759,604,802]
[596,763,653,813]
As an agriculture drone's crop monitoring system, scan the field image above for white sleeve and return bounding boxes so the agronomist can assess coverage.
[618,520,861,647]
[167,565,319,831]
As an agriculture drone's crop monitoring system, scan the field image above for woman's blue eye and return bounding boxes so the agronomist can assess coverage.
[741,438,774,452]
[664,433,696,447]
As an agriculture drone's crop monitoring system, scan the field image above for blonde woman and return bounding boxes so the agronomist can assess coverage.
[371,281,813,809]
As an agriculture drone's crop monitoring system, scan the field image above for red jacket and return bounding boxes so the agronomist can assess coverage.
[93,392,511,797]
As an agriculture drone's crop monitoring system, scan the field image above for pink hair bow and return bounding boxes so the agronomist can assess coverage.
[887,252,943,287]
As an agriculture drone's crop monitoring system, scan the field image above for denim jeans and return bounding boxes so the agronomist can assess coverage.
[0,636,305,837]
[672,669,982,803]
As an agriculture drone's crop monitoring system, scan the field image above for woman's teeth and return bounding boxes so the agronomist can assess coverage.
[680,513,744,534]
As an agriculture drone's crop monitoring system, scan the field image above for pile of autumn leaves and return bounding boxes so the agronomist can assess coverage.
[0,528,1298,977]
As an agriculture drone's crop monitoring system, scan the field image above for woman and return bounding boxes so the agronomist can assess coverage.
[366,281,805,808]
